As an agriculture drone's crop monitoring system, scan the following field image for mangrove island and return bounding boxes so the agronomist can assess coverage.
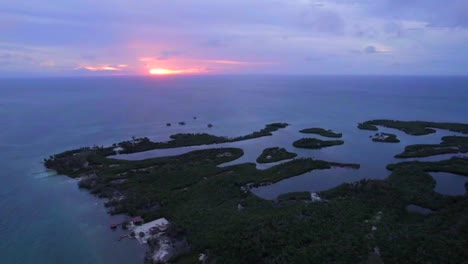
[359,119,468,135]
[371,132,400,143]
[299,127,343,138]
[293,138,344,149]
[395,136,468,158]
[256,147,298,163]
[43,119,468,263]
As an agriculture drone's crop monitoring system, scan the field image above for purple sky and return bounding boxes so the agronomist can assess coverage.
[1,0,467,76]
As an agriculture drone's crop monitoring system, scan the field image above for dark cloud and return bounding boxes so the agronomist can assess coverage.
[364,45,377,54]
[362,45,390,55]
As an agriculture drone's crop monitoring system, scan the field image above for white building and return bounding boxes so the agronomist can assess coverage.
[133,218,170,244]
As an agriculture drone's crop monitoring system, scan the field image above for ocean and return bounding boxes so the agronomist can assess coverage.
[1,75,468,263]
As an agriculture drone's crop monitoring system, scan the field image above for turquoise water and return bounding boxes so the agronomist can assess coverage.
[1,75,468,263]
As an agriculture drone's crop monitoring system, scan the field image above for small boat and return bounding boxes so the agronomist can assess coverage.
[110,223,119,230]
[179,122,186,125]
[166,123,171,127]
[208,123,213,128]
[193,116,197,120]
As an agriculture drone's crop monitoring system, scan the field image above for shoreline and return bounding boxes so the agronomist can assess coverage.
[43,119,468,263]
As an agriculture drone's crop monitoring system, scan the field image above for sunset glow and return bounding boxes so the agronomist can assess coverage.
[149,68,204,75]
[140,56,270,76]
[149,68,174,75]
[77,64,128,72]
[84,66,120,71]
[2,0,467,76]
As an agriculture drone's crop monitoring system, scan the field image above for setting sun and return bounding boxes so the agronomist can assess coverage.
[149,68,174,75]
[149,67,204,75]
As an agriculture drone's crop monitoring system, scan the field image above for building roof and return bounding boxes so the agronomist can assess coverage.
[132,216,143,223]
[133,218,170,244]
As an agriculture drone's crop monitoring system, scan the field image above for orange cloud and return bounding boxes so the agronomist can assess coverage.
[138,54,274,75]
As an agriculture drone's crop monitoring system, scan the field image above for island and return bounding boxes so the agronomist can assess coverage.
[45,123,289,170]
[256,147,297,163]
[114,123,288,154]
[45,140,359,263]
[395,136,468,158]
[293,138,344,149]
[358,122,378,131]
[358,119,468,135]
[371,132,400,143]
[44,119,468,263]
[299,127,342,138]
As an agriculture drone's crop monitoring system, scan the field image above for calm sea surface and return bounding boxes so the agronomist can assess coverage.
[1,75,468,263]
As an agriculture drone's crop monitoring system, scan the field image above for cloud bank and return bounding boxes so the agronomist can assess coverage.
[0,0,467,76]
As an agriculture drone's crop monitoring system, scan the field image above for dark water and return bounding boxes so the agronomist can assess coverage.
[1,75,468,263]
[430,172,468,195]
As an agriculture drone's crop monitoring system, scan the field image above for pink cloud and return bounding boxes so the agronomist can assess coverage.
[75,64,128,72]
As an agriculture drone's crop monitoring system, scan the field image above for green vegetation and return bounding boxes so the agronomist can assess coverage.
[44,123,289,175]
[372,132,400,143]
[385,157,468,209]
[387,156,468,177]
[396,145,465,158]
[45,134,365,263]
[321,157,468,263]
[443,136,468,144]
[229,122,288,142]
[358,122,378,131]
[46,141,468,263]
[396,136,468,158]
[293,138,344,149]
[249,158,359,185]
[45,122,468,263]
[299,128,342,138]
[359,120,468,136]
[115,123,289,154]
[256,147,297,163]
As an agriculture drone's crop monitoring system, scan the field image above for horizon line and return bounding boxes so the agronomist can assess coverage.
[1,73,468,80]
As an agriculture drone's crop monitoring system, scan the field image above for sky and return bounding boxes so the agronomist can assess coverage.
[1,0,467,76]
